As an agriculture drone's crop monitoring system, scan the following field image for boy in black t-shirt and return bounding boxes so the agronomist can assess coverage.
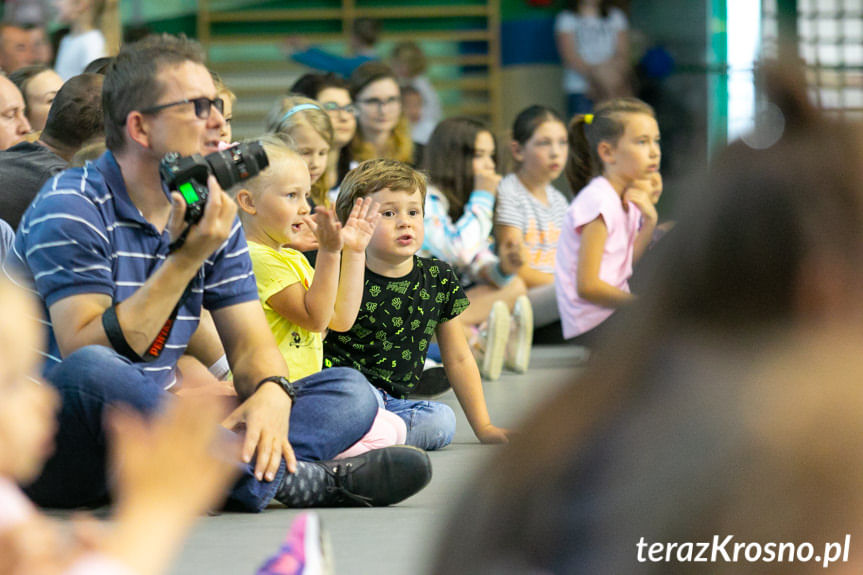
[325,159,508,450]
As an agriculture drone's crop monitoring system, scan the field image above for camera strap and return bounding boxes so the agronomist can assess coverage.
[102,282,193,363]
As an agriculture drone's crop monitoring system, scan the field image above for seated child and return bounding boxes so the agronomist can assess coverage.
[231,136,406,456]
[324,159,509,450]
[555,98,660,346]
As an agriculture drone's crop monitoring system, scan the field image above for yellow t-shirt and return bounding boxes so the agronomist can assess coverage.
[248,241,322,381]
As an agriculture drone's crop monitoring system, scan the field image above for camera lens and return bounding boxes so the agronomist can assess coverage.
[206,141,269,190]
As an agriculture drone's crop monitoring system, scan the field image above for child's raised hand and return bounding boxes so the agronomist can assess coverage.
[623,178,659,224]
[341,197,381,253]
[302,206,343,254]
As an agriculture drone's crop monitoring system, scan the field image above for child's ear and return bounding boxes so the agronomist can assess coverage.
[597,141,615,166]
[510,140,524,164]
[235,189,256,215]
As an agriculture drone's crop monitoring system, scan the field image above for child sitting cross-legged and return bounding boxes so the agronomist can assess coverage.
[230,136,408,458]
[324,159,509,450]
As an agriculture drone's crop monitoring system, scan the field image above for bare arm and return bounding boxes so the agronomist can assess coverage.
[555,29,592,75]
[267,248,342,334]
[331,198,379,331]
[577,217,634,308]
[437,317,508,444]
[212,300,296,479]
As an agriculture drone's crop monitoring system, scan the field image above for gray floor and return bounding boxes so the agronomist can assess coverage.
[168,345,585,575]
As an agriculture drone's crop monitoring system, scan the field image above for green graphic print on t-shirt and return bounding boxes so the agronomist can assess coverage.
[323,256,469,398]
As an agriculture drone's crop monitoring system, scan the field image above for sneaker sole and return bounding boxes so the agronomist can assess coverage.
[302,512,325,575]
[506,295,533,373]
[482,301,510,380]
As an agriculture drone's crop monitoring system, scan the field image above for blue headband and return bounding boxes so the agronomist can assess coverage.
[280,103,322,124]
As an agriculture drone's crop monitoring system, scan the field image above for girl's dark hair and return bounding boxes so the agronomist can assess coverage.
[566,97,655,193]
[511,105,564,146]
[8,65,51,117]
[289,72,349,100]
[423,117,497,221]
[432,62,863,573]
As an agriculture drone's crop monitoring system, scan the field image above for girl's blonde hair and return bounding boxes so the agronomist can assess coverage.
[566,97,655,195]
[228,135,305,223]
[265,94,334,207]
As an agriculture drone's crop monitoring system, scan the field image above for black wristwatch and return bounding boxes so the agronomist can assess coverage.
[255,375,297,402]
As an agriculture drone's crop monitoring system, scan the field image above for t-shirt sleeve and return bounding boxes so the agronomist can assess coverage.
[437,262,470,322]
[494,181,525,231]
[554,10,577,34]
[20,188,114,307]
[570,186,618,235]
[202,218,260,310]
[251,247,306,304]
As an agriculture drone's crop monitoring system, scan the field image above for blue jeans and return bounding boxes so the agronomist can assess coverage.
[374,387,455,451]
[25,346,378,512]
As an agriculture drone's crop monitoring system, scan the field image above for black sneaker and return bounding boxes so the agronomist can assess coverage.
[317,445,432,507]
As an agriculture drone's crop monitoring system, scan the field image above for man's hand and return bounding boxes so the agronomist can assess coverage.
[341,197,380,253]
[167,175,238,265]
[222,382,296,480]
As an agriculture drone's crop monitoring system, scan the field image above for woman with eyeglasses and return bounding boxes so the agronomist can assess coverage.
[290,73,358,204]
[348,62,419,168]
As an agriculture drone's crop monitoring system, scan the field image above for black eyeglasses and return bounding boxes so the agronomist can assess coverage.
[138,96,225,120]
[321,101,358,116]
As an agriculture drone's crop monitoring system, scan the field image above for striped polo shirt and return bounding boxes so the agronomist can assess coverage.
[6,151,258,389]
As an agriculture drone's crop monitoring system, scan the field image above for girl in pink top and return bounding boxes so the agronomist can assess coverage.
[555,98,660,342]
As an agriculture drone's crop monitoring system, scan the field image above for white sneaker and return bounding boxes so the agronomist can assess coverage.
[505,295,533,373]
[476,300,510,381]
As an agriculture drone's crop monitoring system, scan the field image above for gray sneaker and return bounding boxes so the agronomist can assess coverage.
[505,295,533,373]
[476,300,510,381]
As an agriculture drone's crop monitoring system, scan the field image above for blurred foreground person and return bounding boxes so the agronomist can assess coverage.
[432,64,863,574]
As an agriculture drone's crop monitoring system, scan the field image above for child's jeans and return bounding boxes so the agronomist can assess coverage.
[373,387,456,451]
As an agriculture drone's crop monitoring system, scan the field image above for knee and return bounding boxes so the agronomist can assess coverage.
[411,402,456,450]
[49,345,131,389]
[48,345,161,413]
[332,367,379,418]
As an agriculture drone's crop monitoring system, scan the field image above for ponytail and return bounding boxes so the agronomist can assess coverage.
[565,98,655,196]
[565,114,596,195]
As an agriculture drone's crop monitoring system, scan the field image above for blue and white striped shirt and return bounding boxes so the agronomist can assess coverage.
[6,151,258,389]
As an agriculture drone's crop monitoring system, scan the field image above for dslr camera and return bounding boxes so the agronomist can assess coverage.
[159,141,269,225]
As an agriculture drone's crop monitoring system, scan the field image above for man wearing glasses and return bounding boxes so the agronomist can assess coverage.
[8,34,430,512]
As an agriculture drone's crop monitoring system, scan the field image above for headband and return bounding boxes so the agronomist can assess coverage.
[280,103,322,124]
[584,114,594,125]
